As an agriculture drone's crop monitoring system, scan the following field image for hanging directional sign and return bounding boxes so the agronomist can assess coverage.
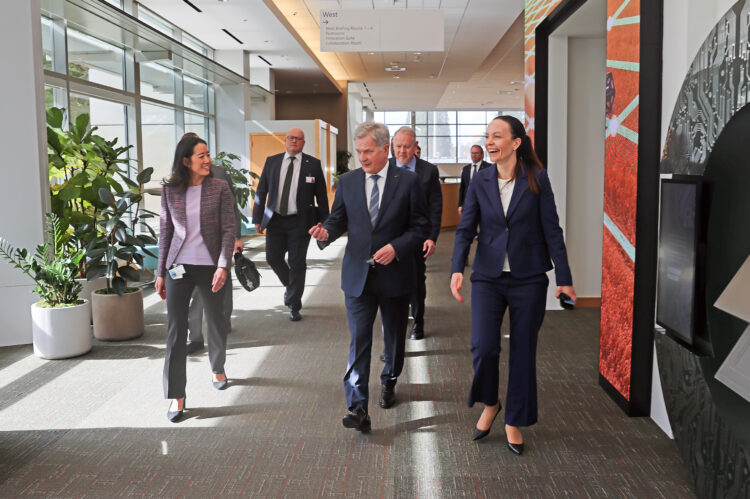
[320,9,444,53]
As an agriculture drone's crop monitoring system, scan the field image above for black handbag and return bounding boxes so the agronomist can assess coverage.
[234,251,260,292]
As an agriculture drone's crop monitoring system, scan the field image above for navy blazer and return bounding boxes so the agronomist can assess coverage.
[389,157,442,242]
[251,152,329,232]
[320,165,429,298]
[451,163,572,286]
[458,160,492,208]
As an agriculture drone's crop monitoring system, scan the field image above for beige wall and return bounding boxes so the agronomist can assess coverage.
[275,91,348,154]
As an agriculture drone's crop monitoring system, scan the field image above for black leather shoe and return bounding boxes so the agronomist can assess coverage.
[342,407,371,432]
[289,309,301,321]
[472,403,501,441]
[379,385,395,409]
[186,341,204,355]
[379,353,386,362]
[409,324,424,340]
[167,398,185,423]
[507,442,524,455]
[212,374,228,390]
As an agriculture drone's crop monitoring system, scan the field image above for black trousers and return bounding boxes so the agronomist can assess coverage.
[410,250,427,329]
[163,265,230,399]
[265,213,311,312]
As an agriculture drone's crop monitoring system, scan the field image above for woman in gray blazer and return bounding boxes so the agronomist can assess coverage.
[155,134,236,422]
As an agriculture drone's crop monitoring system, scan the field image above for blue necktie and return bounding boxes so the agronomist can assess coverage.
[472,163,478,178]
[369,174,380,225]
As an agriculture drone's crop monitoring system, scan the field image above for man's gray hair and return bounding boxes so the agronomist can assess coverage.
[354,121,390,148]
[393,126,417,142]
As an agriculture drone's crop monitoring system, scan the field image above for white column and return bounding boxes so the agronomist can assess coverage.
[0,0,48,346]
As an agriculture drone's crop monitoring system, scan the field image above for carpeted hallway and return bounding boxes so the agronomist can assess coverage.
[0,231,695,497]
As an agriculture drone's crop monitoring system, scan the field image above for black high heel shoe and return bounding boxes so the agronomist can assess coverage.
[506,425,524,455]
[472,403,501,441]
[167,397,185,423]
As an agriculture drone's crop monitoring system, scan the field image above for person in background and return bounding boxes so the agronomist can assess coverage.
[155,134,236,423]
[449,116,576,455]
[458,144,491,216]
[415,144,422,158]
[252,128,329,321]
[390,127,442,340]
[309,122,428,431]
[180,133,243,355]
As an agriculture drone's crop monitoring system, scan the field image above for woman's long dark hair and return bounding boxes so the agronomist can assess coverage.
[492,115,543,194]
[164,134,210,190]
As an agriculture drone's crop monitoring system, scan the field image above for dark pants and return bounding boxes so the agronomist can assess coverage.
[344,271,410,411]
[187,273,233,342]
[410,250,427,329]
[164,265,230,399]
[265,213,311,312]
[468,271,548,427]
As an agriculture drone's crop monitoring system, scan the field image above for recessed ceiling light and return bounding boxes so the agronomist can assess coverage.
[509,80,524,85]
[393,75,400,79]
[385,67,406,72]
[368,52,376,55]
[414,52,422,55]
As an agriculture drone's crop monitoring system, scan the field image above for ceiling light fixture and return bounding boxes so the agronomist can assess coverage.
[385,66,406,72]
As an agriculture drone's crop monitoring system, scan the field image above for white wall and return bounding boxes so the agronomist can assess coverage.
[0,0,48,346]
[566,36,605,299]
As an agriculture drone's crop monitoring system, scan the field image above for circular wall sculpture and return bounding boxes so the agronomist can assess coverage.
[659,1,750,497]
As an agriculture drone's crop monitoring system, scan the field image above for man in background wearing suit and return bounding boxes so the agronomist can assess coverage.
[458,145,491,216]
[390,127,442,340]
[252,128,329,321]
[309,122,428,432]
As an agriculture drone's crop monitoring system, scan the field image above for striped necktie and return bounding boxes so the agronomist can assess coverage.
[369,174,380,225]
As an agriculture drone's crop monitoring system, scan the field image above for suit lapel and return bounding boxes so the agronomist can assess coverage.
[296,154,309,205]
[505,166,529,220]
[373,165,399,230]
[482,170,506,223]
[269,155,284,206]
[354,169,372,230]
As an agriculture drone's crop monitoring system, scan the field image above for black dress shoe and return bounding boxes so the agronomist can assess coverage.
[212,374,228,390]
[379,385,395,409]
[507,442,524,455]
[186,340,204,355]
[409,324,424,340]
[472,403,501,441]
[342,407,371,432]
[167,398,185,423]
[289,309,301,321]
[379,353,386,362]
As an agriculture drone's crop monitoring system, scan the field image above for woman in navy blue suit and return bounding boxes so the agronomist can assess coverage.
[450,116,576,455]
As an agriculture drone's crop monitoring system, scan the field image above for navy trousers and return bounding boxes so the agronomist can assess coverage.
[469,271,548,427]
[343,271,410,412]
[265,213,311,312]
[410,250,427,329]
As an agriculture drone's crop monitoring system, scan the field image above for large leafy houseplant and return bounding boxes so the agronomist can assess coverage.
[0,213,84,307]
[46,107,132,278]
[213,151,259,223]
[86,167,158,296]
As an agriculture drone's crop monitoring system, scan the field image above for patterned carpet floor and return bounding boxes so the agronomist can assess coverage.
[0,232,695,497]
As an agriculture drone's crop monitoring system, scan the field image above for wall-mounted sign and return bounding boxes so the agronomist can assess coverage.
[320,9,444,53]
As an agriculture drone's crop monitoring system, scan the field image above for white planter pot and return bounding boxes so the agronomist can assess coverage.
[92,288,144,340]
[30,300,92,359]
[76,277,106,321]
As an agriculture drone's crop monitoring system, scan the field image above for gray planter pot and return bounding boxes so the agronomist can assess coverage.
[31,300,91,359]
[76,277,106,321]
[92,288,144,340]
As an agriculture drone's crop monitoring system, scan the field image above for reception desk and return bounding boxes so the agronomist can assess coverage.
[441,182,460,229]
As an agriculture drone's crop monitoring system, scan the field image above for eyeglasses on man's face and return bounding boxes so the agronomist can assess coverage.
[286,136,304,142]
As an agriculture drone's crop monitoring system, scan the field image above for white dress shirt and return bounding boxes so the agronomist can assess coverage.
[365,162,389,211]
[498,177,515,272]
[275,153,301,215]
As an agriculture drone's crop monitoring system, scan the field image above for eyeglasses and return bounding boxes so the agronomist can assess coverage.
[286,136,304,142]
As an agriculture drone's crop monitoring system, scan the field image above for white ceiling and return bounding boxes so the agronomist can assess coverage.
[137,0,525,110]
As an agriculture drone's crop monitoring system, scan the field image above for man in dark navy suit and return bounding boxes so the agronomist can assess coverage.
[458,145,492,216]
[310,122,428,432]
[252,128,329,321]
[390,127,442,340]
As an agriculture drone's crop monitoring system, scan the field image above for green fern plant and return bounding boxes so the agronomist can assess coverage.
[0,213,85,307]
[213,151,258,223]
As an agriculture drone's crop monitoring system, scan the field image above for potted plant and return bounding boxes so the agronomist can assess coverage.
[333,150,352,188]
[86,168,157,340]
[46,107,134,311]
[213,151,259,225]
[0,214,90,359]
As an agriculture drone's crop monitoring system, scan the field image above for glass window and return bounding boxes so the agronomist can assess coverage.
[427,124,455,136]
[140,62,175,104]
[103,0,123,8]
[184,75,207,112]
[502,110,525,122]
[426,136,456,163]
[415,111,427,124]
[183,33,211,57]
[41,17,54,71]
[185,111,207,139]
[141,102,176,221]
[458,124,487,136]
[383,111,410,125]
[426,111,457,125]
[67,27,125,90]
[458,137,486,163]
[69,93,128,146]
[458,111,487,123]
[138,7,174,37]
